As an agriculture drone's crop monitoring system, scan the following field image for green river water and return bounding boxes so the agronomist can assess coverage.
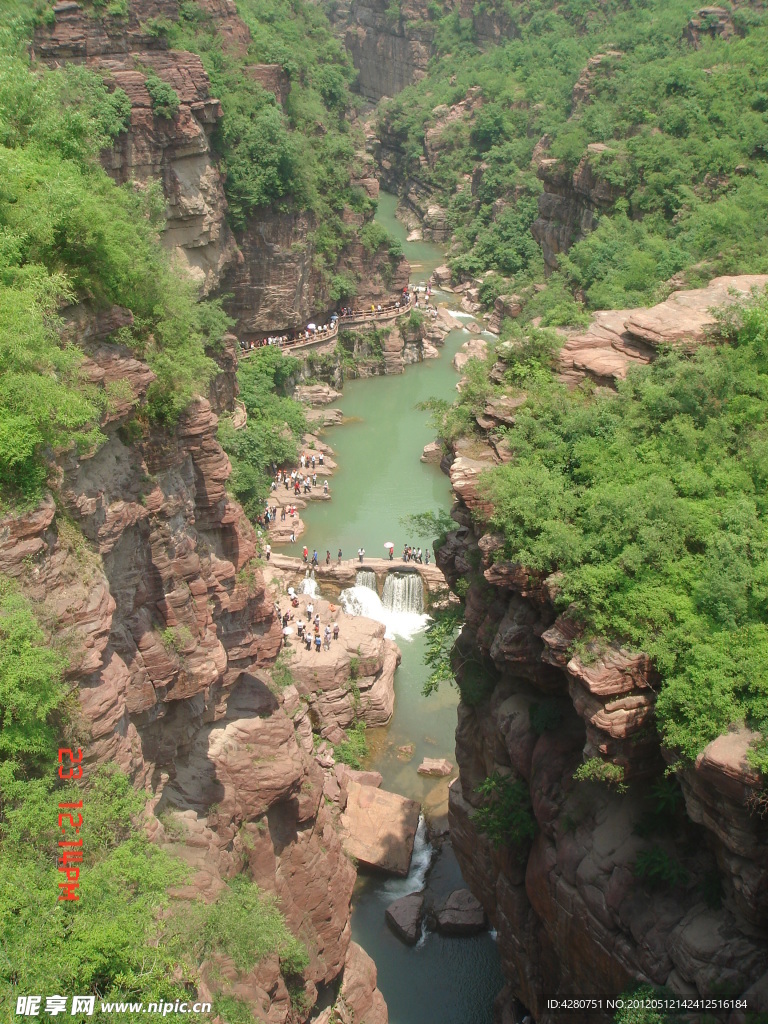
[285,193,505,1023]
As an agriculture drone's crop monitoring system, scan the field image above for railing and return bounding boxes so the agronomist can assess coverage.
[240,321,339,360]
[339,294,413,327]
[238,294,416,360]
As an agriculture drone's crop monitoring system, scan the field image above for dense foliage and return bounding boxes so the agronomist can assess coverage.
[164,0,398,296]
[479,291,768,772]
[378,0,768,320]
[0,48,228,506]
[219,347,307,518]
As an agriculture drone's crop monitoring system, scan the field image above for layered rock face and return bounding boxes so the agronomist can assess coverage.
[437,443,768,1021]
[0,297,388,1018]
[558,274,768,386]
[343,0,435,101]
[34,1,237,295]
[530,137,619,272]
[36,1,408,339]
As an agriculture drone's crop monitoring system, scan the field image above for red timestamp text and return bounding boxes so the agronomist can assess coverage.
[57,748,83,902]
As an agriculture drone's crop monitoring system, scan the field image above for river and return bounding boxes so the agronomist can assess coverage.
[291,193,505,1023]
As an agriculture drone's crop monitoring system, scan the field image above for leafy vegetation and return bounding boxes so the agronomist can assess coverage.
[219,347,307,519]
[633,846,689,891]
[379,0,768,319]
[144,71,179,119]
[479,289,768,773]
[472,771,535,849]
[0,51,227,506]
[574,758,627,794]
[421,607,463,696]
[333,722,369,769]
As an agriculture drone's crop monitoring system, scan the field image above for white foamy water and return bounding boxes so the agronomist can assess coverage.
[356,570,378,591]
[382,572,424,614]
[300,574,319,597]
[340,584,430,641]
[378,816,433,903]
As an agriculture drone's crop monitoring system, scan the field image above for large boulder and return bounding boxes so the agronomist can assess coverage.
[417,758,453,777]
[385,892,425,945]
[435,889,487,935]
[340,781,420,876]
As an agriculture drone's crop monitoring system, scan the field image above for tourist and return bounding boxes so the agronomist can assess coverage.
[311,455,316,469]
[312,472,317,486]
[305,633,312,651]
[389,547,394,560]
[324,625,331,650]
[425,549,430,564]
[326,550,331,566]
[332,622,339,640]
[323,480,329,495]
[307,601,314,618]
[312,550,318,566]
[358,547,365,563]
[337,548,343,564]
[314,613,320,629]
[303,546,308,563]
[297,620,304,638]
[282,610,290,628]
[281,507,286,521]
[265,543,271,561]
[315,633,322,653]
[290,529,296,543]
[319,452,324,466]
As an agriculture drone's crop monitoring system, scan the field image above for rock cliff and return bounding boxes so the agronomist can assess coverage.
[0,299,388,1019]
[35,0,409,340]
[342,0,435,102]
[435,286,768,1020]
[34,0,238,295]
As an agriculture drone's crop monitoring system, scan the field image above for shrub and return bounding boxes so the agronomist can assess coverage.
[334,722,368,769]
[144,71,180,119]
[473,772,535,849]
[574,758,627,793]
[633,846,689,890]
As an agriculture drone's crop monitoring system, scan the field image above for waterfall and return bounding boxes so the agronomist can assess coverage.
[341,585,386,620]
[356,570,377,591]
[379,816,433,902]
[300,574,319,597]
[382,572,424,614]
[340,578,430,641]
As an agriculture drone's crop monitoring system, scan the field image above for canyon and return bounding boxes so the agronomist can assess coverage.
[6,1,768,1022]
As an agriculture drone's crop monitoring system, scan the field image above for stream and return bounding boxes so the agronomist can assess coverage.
[288,193,505,1023]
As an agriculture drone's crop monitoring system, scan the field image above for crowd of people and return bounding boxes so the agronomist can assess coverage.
[402,545,429,564]
[239,286,435,355]
[277,594,340,653]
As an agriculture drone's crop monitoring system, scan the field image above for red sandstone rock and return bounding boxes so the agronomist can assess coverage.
[385,892,424,945]
[436,888,487,935]
[340,781,420,876]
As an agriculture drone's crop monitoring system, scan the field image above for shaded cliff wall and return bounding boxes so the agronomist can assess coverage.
[34,0,409,339]
[436,442,768,1022]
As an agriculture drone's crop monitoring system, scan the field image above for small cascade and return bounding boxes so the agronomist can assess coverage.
[356,570,378,592]
[340,582,430,641]
[379,816,433,902]
[382,573,424,614]
[341,585,385,620]
[300,574,319,597]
